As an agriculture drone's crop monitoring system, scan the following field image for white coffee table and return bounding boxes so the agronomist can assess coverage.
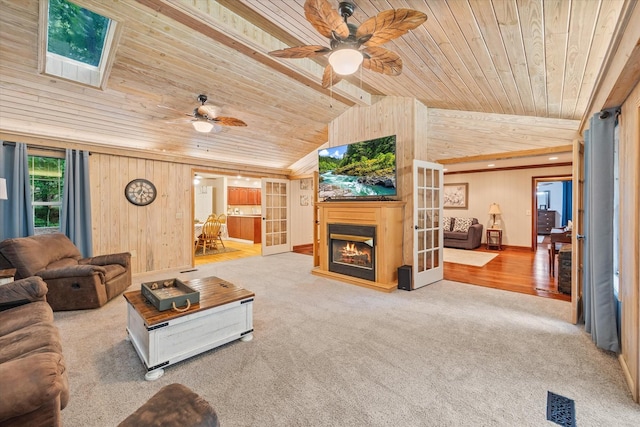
[124,276,254,380]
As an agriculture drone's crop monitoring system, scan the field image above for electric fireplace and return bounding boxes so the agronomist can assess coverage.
[328,223,376,281]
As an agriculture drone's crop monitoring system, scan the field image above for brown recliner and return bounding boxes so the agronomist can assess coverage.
[0,233,131,311]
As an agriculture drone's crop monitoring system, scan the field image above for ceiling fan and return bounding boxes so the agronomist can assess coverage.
[160,94,247,133]
[268,0,427,88]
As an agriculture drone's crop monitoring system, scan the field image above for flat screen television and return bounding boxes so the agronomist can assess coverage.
[318,135,397,200]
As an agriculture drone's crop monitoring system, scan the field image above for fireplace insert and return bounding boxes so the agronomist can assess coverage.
[328,223,376,281]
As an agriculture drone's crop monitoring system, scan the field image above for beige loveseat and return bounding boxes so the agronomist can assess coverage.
[0,276,69,427]
[0,233,131,311]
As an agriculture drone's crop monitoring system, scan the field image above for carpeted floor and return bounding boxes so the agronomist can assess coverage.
[443,247,498,266]
[55,253,638,426]
[194,246,240,256]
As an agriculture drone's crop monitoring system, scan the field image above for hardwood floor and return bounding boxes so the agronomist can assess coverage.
[444,242,571,302]
[194,239,261,265]
[194,239,570,302]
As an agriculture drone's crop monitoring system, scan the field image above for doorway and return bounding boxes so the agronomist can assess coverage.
[532,175,572,247]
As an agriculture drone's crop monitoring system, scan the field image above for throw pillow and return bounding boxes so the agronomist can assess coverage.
[452,217,474,233]
[442,216,451,231]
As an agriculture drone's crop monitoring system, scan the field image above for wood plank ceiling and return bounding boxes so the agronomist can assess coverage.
[0,0,634,174]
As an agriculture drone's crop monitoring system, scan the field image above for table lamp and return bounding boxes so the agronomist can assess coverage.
[488,203,502,228]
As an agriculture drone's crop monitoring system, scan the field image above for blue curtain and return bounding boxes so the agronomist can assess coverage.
[0,142,34,239]
[60,149,93,257]
[583,108,619,352]
[561,181,572,226]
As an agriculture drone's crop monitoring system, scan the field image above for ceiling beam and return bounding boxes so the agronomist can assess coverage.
[134,0,371,107]
[437,145,574,165]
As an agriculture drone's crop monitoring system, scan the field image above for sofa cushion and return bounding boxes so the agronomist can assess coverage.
[0,234,81,279]
[442,216,452,231]
[0,301,53,336]
[0,323,62,364]
[452,217,474,232]
[0,352,67,422]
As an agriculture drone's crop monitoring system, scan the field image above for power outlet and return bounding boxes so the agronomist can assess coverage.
[526,209,531,216]
[130,250,137,258]
[176,211,183,219]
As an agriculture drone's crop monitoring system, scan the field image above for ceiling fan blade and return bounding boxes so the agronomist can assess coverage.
[304,0,349,40]
[362,46,403,76]
[357,9,427,47]
[212,117,247,127]
[269,45,331,58]
[197,105,221,118]
[321,65,343,89]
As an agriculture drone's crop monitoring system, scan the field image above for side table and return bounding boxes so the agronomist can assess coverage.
[0,268,17,286]
[486,228,502,250]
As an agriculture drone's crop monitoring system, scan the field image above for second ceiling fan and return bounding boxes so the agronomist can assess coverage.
[269,0,427,88]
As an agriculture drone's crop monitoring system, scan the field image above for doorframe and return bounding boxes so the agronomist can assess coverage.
[531,174,572,251]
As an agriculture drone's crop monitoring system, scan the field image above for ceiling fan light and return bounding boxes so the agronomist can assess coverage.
[328,49,363,75]
[192,121,214,133]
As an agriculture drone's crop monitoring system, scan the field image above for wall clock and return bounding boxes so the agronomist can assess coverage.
[125,179,157,206]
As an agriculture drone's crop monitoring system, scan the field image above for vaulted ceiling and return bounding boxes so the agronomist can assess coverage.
[0,0,637,175]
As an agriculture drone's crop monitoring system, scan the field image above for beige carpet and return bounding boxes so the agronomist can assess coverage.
[54,253,638,426]
[443,247,498,267]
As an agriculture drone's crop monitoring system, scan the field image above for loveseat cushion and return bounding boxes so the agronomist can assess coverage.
[0,234,81,280]
[442,216,452,231]
[444,231,470,241]
[102,263,126,281]
[452,217,474,233]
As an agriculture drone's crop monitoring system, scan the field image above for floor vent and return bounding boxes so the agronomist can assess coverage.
[546,391,576,427]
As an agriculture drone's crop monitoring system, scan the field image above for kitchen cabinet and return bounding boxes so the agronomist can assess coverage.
[227,216,261,243]
[227,187,261,205]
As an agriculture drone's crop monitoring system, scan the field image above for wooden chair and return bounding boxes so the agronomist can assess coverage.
[195,219,222,255]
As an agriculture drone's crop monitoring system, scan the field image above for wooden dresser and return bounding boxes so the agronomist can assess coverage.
[537,210,560,234]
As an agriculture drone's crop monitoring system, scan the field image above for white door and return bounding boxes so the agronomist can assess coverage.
[413,160,444,288]
[261,178,291,256]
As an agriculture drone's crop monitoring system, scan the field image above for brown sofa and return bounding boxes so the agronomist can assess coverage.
[0,276,69,427]
[443,217,483,250]
[0,233,131,311]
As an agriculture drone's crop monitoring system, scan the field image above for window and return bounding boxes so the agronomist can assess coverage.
[40,0,120,88]
[28,156,65,230]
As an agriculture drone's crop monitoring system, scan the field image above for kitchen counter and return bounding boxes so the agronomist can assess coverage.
[227,213,261,217]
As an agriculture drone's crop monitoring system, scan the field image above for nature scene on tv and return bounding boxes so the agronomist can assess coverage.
[318,135,396,199]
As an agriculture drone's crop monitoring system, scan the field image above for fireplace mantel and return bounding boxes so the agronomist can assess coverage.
[312,201,405,292]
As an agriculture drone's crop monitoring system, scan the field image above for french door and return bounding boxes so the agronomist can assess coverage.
[261,178,290,256]
[412,160,444,289]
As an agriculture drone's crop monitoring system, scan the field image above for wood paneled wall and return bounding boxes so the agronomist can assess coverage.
[617,80,640,402]
[89,153,193,274]
[328,96,429,265]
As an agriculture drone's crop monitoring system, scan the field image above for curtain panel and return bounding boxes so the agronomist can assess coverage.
[61,149,93,257]
[0,142,34,239]
[583,108,620,353]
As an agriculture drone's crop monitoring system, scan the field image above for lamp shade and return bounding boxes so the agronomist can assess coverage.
[0,178,7,200]
[192,121,214,133]
[488,203,502,215]
[328,49,363,75]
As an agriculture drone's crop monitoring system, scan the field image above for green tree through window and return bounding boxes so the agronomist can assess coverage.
[29,156,65,229]
[47,0,110,67]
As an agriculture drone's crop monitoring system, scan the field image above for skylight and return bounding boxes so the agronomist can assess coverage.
[39,0,120,88]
